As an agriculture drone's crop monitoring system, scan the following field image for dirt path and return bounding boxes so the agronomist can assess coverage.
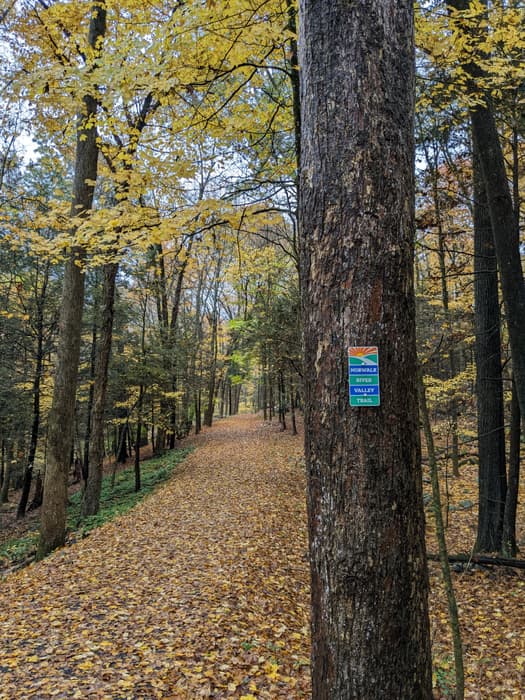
[0,416,311,699]
[3,414,525,699]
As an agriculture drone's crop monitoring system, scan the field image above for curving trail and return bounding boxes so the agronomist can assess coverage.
[0,416,311,699]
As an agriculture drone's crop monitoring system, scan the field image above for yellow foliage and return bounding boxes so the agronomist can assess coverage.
[416,0,525,110]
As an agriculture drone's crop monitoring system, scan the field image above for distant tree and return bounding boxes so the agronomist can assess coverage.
[447,0,525,423]
[299,0,432,697]
[472,139,506,552]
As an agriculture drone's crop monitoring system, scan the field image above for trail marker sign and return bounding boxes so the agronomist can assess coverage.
[349,346,380,407]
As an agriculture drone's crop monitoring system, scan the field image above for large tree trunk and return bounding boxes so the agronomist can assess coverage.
[298,1,432,697]
[81,262,118,517]
[37,4,106,559]
[472,139,506,552]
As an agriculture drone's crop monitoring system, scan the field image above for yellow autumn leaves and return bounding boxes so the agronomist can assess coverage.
[416,0,525,110]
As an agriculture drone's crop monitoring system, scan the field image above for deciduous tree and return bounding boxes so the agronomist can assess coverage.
[299,0,432,696]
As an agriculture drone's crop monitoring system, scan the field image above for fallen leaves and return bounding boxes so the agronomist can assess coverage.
[0,416,310,699]
[0,415,524,698]
[424,456,525,699]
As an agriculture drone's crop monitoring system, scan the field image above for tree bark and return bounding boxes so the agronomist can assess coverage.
[17,264,48,518]
[428,145,461,477]
[502,379,520,557]
[471,103,525,417]
[0,443,12,504]
[134,385,144,493]
[204,258,222,427]
[37,3,106,559]
[298,1,432,697]
[83,319,98,482]
[290,378,298,435]
[28,470,43,511]
[419,370,464,699]
[81,262,118,517]
[472,138,506,552]
[448,0,525,422]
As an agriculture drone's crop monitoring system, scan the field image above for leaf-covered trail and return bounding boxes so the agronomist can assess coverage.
[0,416,311,699]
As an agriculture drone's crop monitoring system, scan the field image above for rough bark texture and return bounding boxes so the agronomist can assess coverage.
[37,4,106,559]
[472,139,506,553]
[298,1,432,697]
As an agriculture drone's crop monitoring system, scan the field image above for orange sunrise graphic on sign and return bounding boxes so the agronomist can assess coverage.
[349,347,377,358]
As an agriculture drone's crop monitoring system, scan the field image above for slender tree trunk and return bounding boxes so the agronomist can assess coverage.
[28,471,44,511]
[204,348,217,426]
[150,404,155,450]
[473,141,506,552]
[83,320,98,482]
[37,1,106,560]
[218,379,224,418]
[262,366,268,421]
[204,260,222,427]
[502,100,522,559]
[234,384,241,414]
[0,443,12,503]
[0,439,4,491]
[194,390,201,434]
[286,0,301,173]
[111,420,128,489]
[268,368,274,422]
[278,371,287,431]
[299,1,432,696]
[290,379,298,435]
[153,244,169,451]
[81,262,118,517]
[116,423,129,463]
[430,154,460,476]
[473,105,525,418]
[418,371,464,700]
[192,274,204,433]
[134,385,144,493]
[167,247,190,446]
[18,273,47,518]
[502,379,520,557]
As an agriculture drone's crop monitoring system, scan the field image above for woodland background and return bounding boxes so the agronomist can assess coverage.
[0,2,524,695]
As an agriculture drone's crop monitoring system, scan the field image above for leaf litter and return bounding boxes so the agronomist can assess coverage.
[0,416,310,699]
[1,414,524,698]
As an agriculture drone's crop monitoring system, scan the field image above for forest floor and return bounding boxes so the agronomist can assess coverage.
[1,414,524,699]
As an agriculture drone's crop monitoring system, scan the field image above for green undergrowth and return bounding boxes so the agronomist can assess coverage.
[0,447,192,573]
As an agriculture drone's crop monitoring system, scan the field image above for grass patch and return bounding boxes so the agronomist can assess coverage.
[0,532,40,569]
[0,447,192,572]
